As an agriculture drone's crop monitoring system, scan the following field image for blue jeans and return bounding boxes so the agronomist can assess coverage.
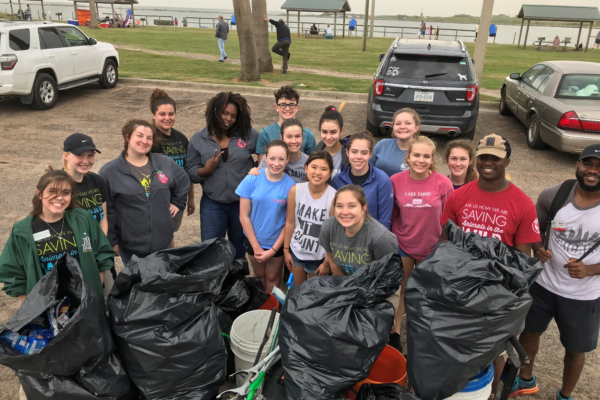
[200,195,245,259]
[218,38,227,61]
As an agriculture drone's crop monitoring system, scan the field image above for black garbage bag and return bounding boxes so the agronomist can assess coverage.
[406,221,543,400]
[107,238,233,400]
[356,383,420,400]
[279,254,403,400]
[215,259,270,334]
[0,255,136,400]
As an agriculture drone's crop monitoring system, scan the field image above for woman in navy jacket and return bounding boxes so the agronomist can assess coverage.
[100,119,190,266]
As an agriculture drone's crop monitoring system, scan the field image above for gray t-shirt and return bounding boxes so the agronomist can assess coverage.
[258,152,309,183]
[319,216,398,275]
[126,159,152,196]
[331,149,343,178]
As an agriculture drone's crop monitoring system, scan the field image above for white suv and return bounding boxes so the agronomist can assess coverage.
[0,21,119,109]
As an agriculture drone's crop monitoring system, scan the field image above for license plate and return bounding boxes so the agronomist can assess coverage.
[414,91,434,102]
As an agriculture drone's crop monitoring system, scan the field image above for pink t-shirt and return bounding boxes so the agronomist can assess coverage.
[390,170,454,260]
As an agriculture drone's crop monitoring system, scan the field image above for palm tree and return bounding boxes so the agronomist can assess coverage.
[233,0,260,82]
[252,0,273,73]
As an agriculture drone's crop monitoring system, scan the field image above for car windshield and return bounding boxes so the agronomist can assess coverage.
[556,74,600,99]
[385,54,469,81]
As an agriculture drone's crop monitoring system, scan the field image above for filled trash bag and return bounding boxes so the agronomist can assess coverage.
[0,255,136,400]
[406,221,543,400]
[108,238,233,400]
[215,259,270,334]
[279,254,403,400]
[356,383,420,400]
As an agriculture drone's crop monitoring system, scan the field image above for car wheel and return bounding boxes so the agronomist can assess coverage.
[99,59,118,89]
[31,73,58,110]
[499,86,511,116]
[526,115,547,149]
[462,127,476,140]
[366,118,382,137]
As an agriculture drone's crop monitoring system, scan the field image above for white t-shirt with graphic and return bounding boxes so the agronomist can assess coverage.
[536,183,600,301]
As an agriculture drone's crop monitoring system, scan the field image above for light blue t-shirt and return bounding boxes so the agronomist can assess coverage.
[256,122,317,155]
[235,169,296,248]
[369,138,409,177]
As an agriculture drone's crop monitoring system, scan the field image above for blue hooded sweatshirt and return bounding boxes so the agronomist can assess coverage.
[331,165,393,229]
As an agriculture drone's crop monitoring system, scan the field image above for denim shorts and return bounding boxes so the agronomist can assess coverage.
[290,248,324,275]
[398,246,411,258]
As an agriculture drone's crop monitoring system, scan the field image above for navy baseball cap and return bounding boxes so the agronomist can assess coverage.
[64,133,101,155]
[578,144,600,161]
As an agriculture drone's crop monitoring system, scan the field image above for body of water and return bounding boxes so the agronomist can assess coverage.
[2,2,599,46]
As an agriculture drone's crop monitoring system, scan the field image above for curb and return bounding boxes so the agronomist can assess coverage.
[119,78,369,102]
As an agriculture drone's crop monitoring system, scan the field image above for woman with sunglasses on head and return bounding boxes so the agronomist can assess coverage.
[186,92,259,260]
[0,168,114,307]
[100,119,190,267]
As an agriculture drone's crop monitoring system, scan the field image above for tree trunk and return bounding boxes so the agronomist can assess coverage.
[251,0,273,73]
[233,0,261,82]
[88,0,99,29]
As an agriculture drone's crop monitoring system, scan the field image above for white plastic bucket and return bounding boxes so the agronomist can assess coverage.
[230,310,280,386]
[444,364,494,400]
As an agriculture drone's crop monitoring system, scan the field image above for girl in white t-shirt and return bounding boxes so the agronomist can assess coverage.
[283,151,337,285]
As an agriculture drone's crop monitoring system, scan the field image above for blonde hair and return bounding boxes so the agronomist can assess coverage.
[62,152,71,172]
[405,135,437,172]
[392,108,421,138]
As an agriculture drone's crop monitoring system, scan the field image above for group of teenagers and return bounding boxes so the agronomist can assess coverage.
[1,85,600,400]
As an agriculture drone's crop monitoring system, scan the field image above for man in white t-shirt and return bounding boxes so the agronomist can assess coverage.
[511,144,600,400]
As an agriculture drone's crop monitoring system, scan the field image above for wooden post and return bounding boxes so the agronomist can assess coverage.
[111,3,115,21]
[73,1,76,21]
[334,12,337,38]
[41,0,46,19]
[523,19,531,49]
[585,21,594,53]
[517,17,524,47]
[576,21,583,48]
[95,2,99,19]
[297,10,300,37]
[342,11,345,38]
[369,0,375,38]
[383,27,386,37]
[286,9,289,25]
[361,0,369,51]
[9,0,14,18]
[400,27,403,38]
[131,3,135,28]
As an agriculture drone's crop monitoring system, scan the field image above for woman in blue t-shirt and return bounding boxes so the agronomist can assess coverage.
[369,108,420,177]
[236,140,295,293]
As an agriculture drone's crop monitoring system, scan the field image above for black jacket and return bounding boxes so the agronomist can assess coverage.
[99,152,190,255]
[269,19,292,42]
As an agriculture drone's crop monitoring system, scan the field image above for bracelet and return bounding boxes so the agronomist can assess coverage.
[283,247,290,250]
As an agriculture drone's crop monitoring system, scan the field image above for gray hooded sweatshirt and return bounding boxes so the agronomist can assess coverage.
[216,20,229,40]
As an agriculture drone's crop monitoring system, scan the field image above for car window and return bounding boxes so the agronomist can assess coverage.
[521,64,546,86]
[556,74,600,100]
[39,28,65,49]
[530,67,554,92]
[57,27,89,47]
[385,54,469,81]
[9,29,30,51]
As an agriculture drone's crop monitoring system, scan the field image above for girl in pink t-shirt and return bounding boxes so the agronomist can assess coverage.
[389,135,454,334]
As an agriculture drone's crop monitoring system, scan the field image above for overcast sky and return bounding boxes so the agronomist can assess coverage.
[153,0,599,16]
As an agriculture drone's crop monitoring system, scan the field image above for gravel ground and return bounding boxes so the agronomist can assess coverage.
[0,83,597,400]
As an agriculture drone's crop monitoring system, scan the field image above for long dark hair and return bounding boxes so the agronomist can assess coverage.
[31,167,79,216]
[444,139,478,184]
[319,105,344,131]
[205,92,252,141]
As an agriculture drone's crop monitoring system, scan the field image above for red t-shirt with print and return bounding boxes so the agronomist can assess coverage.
[440,181,541,246]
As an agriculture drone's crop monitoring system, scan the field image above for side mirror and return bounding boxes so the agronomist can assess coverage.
[89,38,97,45]
[379,53,385,61]
[510,72,520,80]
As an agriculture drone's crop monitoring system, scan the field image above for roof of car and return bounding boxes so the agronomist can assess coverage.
[391,38,468,56]
[544,61,600,74]
[0,20,72,29]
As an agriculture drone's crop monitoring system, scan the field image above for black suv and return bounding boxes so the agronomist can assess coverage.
[366,38,479,139]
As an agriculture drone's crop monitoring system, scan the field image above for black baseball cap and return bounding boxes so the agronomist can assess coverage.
[63,133,101,155]
[578,144,600,161]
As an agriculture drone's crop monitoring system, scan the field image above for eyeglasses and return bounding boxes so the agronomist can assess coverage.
[277,103,298,109]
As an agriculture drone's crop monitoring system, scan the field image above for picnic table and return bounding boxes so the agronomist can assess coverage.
[534,37,571,51]
[304,29,321,38]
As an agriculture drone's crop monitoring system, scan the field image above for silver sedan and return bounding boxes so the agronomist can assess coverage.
[499,61,600,154]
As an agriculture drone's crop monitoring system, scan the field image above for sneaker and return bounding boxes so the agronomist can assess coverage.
[218,60,224,63]
[224,56,228,60]
[283,71,287,74]
[556,389,573,400]
[388,332,403,354]
[509,375,539,398]
[287,53,291,61]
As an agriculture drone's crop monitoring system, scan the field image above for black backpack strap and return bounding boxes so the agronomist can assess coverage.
[543,179,577,249]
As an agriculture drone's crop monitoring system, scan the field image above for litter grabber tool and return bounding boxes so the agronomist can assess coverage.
[253,307,277,367]
[496,335,531,400]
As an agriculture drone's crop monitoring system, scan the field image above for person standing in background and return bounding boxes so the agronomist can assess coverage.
[419,21,426,38]
[265,14,291,74]
[174,17,178,27]
[595,31,600,49]
[26,4,32,21]
[216,15,229,63]
[435,26,439,40]
[475,23,479,41]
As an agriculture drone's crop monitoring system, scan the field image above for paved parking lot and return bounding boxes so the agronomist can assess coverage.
[0,82,596,400]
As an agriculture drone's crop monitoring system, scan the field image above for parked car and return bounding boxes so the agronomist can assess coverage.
[0,20,119,110]
[499,61,600,154]
[366,38,479,139]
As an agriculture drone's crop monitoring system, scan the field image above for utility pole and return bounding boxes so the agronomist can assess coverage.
[369,0,375,38]
[473,0,494,81]
[361,0,369,51]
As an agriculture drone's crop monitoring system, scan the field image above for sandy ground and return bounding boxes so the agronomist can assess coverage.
[0,83,597,400]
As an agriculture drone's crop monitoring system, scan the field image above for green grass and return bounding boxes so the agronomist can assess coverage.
[81,26,600,93]
[116,49,371,93]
